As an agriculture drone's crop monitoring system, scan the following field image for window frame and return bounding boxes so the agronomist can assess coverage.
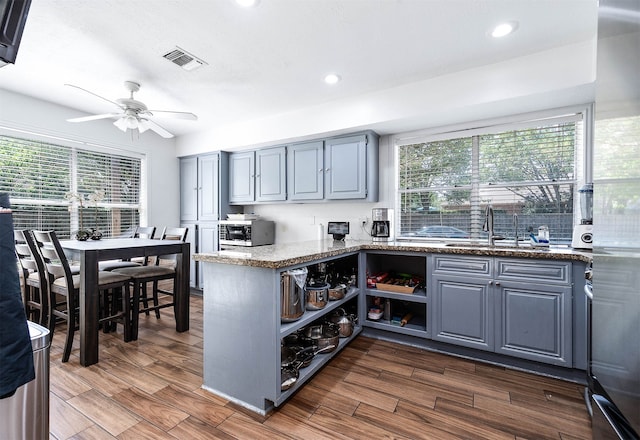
[0,129,146,239]
[392,104,593,244]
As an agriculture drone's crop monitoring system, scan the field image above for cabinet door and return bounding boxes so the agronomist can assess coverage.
[229,151,255,203]
[180,222,197,288]
[431,275,494,351]
[256,147,286,202]
[180,157,198,222]
[287,141,324,200]
[198,154,219,221]
[324,135,367,199]
[197,223,219,289]
[495,282,572,366]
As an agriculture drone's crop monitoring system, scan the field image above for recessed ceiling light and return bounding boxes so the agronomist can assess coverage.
[490,21,518,38]
[324,73,341,85]
[235,0,259,7]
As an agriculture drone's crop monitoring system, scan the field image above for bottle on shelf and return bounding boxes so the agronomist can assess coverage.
[383,298,391,321]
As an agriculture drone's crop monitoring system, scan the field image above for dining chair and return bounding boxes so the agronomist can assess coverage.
[99,226,157,271]
[112,227,188,336]
[31,230,134,362]
[14,230,49,327]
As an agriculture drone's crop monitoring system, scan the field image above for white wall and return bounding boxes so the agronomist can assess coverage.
[0,89,180,230]
[176,40,596,244]
[176,40,596,155]
[0,39,597,242]
[247,136,395,243]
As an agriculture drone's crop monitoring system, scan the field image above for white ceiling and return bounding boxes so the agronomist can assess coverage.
[0,0,597,139]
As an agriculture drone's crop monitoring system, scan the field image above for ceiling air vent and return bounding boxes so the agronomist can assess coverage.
[162,46,207,71]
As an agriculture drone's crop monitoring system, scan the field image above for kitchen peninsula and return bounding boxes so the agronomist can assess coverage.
[195,240,590,415]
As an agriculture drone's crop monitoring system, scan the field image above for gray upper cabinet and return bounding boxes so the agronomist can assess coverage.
[324,134,368,200]
[230,148,287,203]
[256,147,287,202]
[180,157,198,222]
[287,141,324,200]
[229,151,255,203]
[230,130,379,204]
[198,153,220,221]
[181,153,224,222]
[180,152,237,288]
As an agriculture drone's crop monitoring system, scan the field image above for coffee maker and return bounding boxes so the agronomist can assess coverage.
[572,183,593,249]
[371,208,391,242]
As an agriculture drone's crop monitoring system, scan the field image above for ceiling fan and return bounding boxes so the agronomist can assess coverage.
[65,81,197,138]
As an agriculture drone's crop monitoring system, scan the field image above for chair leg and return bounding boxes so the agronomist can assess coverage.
[122,284,132,342]
[61,308,75,363]
[152,280,161,319]
[140,281,151,316]
[131,282,140,341]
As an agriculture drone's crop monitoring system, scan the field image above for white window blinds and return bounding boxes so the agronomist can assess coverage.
[0,135,142,238]
[397,113,583,244]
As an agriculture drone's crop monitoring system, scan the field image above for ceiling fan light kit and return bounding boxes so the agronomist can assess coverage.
[65,81,197,138]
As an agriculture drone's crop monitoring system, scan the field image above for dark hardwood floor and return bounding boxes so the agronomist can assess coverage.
[48,293,592,439]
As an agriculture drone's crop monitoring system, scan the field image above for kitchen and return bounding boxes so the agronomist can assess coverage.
[1,0,638,439]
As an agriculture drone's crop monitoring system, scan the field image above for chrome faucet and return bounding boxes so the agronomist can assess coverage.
[483,204,495,246]
[513,213,519,247]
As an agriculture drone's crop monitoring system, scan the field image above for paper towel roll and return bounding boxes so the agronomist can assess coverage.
[317,223,324,240]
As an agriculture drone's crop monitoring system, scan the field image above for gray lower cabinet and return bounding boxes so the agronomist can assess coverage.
[496,280,572,365]
[197,223,218,288]
[431,274,494,351]
[201,253,361,414]
[430,255,573,367]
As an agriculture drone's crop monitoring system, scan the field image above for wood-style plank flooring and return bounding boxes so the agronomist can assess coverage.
[49,293,592,439]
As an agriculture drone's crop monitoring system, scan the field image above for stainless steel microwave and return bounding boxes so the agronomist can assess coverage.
[219,220,275,247]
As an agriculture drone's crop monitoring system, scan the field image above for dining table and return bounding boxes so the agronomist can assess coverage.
[59,238,190,366]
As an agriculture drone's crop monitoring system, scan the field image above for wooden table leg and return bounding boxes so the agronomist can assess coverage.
[175,242,190,332]
[79,250,99,366]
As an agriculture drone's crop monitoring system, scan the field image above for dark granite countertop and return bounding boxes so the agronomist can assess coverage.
[193,239,592,269]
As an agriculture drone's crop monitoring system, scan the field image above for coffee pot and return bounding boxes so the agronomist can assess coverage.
[371,208,391,242]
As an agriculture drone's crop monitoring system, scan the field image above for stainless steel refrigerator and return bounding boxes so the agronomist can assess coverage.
[589,0,640,438]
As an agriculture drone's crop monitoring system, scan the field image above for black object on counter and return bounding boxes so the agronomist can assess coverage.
[0,193,35,399]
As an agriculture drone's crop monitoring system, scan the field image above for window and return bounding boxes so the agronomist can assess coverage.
[396,110,587,244]
[0,134,142,238]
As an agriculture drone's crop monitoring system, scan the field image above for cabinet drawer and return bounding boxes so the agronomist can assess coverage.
[431,256,492,277]
[496,259,571,285]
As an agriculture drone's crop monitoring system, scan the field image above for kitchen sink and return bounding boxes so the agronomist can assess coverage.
[444,242,539,251]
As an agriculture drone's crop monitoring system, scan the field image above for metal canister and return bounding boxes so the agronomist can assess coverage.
[281,269,307,322]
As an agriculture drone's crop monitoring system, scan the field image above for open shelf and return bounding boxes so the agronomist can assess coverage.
[280,287,359,338]
[276,327,361,405]
[365,287,427,303]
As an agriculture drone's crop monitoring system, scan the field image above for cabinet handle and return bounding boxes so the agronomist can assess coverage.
[256,174,260,178]
[495,281,501,286]
[488,280,493,285]
[318,169,323,173]
[325,168,330,172]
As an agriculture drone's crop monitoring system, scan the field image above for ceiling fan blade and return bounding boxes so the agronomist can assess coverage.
[64,84,124,110]
[145,110,198,120]
[139,119,174,138]
[67,113,121,123]
[113,117,128,133]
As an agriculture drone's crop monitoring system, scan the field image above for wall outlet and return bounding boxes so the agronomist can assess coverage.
[359,216,368,226]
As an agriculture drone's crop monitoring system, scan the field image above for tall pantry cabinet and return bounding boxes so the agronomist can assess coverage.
[180,152,238,289]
